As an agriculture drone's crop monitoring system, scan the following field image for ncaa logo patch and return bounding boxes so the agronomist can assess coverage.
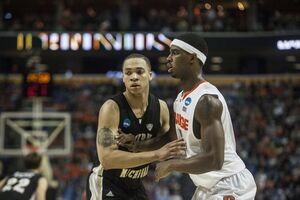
[146,123,153,131]
[185,97,192,106]
[123,118,131,128]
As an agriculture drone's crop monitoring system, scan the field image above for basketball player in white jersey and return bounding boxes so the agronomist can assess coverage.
[154,33,257,200]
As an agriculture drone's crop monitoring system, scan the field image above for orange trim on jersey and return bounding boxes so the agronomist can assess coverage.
[181,80,207,100]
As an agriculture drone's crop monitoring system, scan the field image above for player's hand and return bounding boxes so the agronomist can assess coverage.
[155,161,172,182]
[155,138,186,161]
[116,129,137,152]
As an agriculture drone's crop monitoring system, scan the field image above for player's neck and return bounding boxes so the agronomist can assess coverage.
[181,76,205,93]
[124,90,149,110]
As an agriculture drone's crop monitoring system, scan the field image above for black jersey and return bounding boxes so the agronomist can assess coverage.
[102,93,161,190]
[0,171,42,200]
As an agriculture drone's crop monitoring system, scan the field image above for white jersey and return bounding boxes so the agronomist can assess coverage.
[173,81,245,189]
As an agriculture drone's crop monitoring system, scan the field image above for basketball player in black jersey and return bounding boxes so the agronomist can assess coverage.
[0,153,48,200]
[86,53,186,200]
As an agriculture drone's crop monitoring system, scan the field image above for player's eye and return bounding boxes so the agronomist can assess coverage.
[137,69,145,75]
[170,50,179,56]
[125,71,131,75]
[173,50,179,55]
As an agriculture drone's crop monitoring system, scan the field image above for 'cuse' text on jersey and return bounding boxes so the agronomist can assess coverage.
[174,112,189,130]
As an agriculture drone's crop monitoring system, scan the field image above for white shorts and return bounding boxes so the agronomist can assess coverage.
[87,166,103,200]
[192,168,257,200]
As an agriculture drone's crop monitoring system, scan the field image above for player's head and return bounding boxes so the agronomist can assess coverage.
[24,152,42,170]
[167,33,208,79]
[122,53,152,94]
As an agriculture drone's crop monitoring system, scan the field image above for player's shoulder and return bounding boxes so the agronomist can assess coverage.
[199,93,221,103]
[99,99,120,115]
[103,98,118,106]
[158,99,169,110]
[196,94,223,119]
[158,99,167,106]
[38,176,47,186]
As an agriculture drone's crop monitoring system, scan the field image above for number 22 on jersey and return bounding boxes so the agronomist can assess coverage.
[2,177,30,193]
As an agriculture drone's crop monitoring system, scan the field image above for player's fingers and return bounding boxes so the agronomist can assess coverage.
[169,147,186,157]
[118,128,125,134]
[118,143,133,149]
[115,137,123,145]
[174,140,186,148]
[167,139,182,144]
[117,137,126,144]
[116,134,131,144]
[116,140,124,146]
[169,139,185,146]
[169,150,185,157]
[164,141,176,149]
[176,150,186,156]
[170,145,186,152]
[115,134,123,140]
[168,141,186,149]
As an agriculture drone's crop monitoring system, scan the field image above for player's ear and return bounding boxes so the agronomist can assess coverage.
[190,53,197,64]
[122,74,126,84]
[149,71,153,81]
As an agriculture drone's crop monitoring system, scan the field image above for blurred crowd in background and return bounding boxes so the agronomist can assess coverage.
[0,78,299,200]
[1,0,300,32]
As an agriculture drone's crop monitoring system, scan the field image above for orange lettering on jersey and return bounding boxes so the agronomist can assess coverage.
[174,112,189,131]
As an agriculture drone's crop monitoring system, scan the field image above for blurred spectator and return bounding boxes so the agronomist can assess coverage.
[1,0,299,32]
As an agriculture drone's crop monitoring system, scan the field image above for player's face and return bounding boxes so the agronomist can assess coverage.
[167,45,191,79]
[122,58,152,94]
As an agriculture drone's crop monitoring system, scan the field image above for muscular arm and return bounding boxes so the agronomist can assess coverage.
[35,177,48,200]
[97,100,184,170]
[164,94,225,174]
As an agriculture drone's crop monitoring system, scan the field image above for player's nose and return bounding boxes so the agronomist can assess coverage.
[167,54,172,62]
[133,72,138,78]
[130,72,139,81]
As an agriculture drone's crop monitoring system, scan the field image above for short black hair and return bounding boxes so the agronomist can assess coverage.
[122,53,152,70]
[176,33,208,63]
[24,153,42,170]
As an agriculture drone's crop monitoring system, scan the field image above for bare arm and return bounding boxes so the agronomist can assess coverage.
[0,177,7,189]
[35,177,48,200]
[39,155,58,188]
[155,94,225,178]
[97,100,185,170]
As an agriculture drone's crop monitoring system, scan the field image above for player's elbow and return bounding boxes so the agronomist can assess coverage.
[212,155,224,170]
[214,159,223,170]
[98,153,111,170]
[98,147,116,170]
[100,156,114,170]
[101,161,110,170]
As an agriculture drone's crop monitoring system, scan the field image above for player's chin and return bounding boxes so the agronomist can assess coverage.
[168,69,177,78]
[170,72,179,78]
[129,87,143,94]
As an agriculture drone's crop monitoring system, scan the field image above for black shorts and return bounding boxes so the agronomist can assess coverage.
[86,166,148,200]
